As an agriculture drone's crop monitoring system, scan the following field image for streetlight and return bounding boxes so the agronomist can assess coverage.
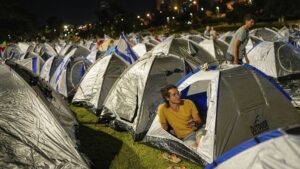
[137,15,140,19]
[174,6,178,11]
[216,6,220,16]
[146,13,151,17]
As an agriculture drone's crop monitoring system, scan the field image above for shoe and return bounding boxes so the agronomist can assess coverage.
[162,153,181,164]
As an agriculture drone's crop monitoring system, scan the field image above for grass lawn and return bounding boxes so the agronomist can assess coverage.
[70,105,202,169]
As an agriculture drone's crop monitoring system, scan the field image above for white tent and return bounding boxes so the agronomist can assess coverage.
[247,41,300,79]
[205,126,300,169]
[144,65,300,165]
[72,34,140,113]
[250,27,284,42]
[132,43,154,58]
[199,39,229,63]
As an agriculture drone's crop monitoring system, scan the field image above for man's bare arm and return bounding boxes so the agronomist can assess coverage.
[233,39,241,64]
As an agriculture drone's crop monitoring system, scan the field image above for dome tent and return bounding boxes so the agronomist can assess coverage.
[13,51,45,75]
[143,65,300,165]
[0,63,89,168]
[2,43,26,60]
[48,45,91,98]
[132,42,155,58]
[198,39,229,63]
[72,33,138,113]
[100,36,218,141]
[247,41,300,79]
[250,27,284,42]
[5,60,79,143]
[206,125,300,169]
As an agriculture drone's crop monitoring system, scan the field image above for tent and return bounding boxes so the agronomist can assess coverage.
[2,43,27,60]
[245,36,263,53]
[38,43,58,61]
[143,64,300,165]
[205,125,300,169]
[40,55,64,82]
[218,31,234,45]
[132,43,155,58]
[100,36,218,141]
[247,41,300,79]
[72,34,139,113]
[182,35,207,44]
[14,52,45,75]
[198,39,229,63]
[143,36,160,46]
[49,45,91,98]
[85,49,103,63]
[0,63,89,168]
[250,27,284,42]
[5,60,78,142]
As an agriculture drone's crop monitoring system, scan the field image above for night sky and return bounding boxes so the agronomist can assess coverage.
[23,0,156,25]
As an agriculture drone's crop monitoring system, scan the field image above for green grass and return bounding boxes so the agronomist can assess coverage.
[70,105,202,169]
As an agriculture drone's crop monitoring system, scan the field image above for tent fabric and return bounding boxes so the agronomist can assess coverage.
[218,31,234,45]
[132,43,154,58]
[199,39,228,63]
[247,41,300,79]
[101,37,208,141]
[206,126,300,169]
[5,61,79,143]
[38,43,58,61]
[73,35,139,112]
[183,35,207,44]
[72,53,128,112]
[0,64,89,169]
[143,65,300,165]
[49,45,90,98]
[3,44,25,60]
[250,27,284,42]
[14,52,45,75]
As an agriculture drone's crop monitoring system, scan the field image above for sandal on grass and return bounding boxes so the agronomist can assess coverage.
[162,153,181,163]
[167,165,181,169]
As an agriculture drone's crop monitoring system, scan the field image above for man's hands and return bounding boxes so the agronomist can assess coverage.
[187,119,196,128]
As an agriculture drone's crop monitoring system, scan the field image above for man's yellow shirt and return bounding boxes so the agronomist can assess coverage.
[157,99,199,139]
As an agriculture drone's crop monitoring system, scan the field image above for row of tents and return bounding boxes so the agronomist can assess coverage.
[1,25,300,168]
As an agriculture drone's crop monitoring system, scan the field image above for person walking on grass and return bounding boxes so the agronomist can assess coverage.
[226,14,256,64]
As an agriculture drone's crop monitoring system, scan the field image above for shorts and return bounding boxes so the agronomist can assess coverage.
[226,53,243,64]
[182,126,206,148]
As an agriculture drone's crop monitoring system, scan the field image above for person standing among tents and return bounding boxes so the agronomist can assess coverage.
[226,14,255,64]
[158,84,203,148]
[210,26,217,40]
[204,26,210,38]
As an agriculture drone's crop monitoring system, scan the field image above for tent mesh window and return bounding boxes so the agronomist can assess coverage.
[276,43,300,73]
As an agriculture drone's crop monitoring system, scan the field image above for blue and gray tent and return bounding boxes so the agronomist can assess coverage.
[143,64,300,165]
[2,43,28,60]
[205,125,300,169]
[11,52,45,75]
[47,45,90,98]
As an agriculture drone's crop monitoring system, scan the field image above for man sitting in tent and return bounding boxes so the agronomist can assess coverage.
[158,84,203,148]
